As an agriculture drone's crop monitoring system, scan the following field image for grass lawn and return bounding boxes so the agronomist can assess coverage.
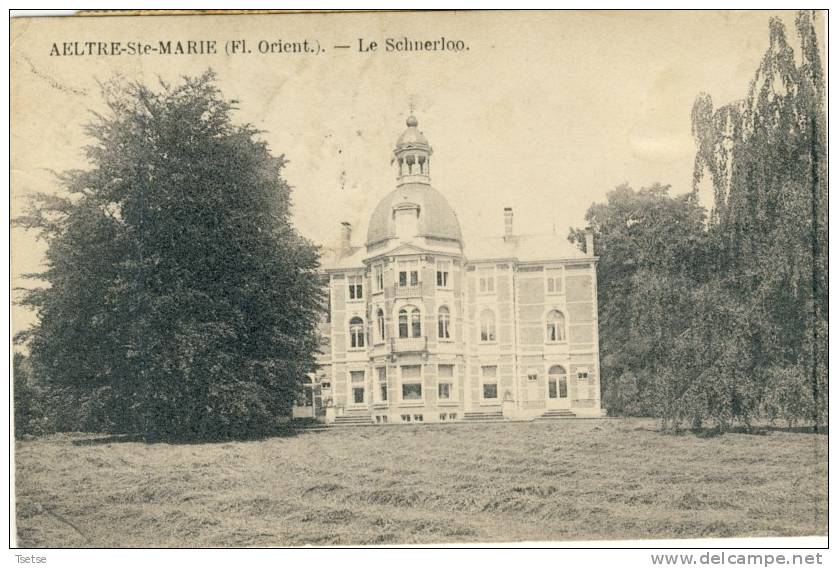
[14,418,827,547]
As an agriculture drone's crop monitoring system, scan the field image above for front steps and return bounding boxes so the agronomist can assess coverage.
[537,409,577,420]
[332,411,374,427]
[462,409,506,423]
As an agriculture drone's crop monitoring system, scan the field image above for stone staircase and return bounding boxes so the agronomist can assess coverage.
[537,409,577,420]
[332,410,374,427]
[461,409,506,422]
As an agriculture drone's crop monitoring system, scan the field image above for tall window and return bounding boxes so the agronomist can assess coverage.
[480,309,496,342]
[348,275,363,300]
[411,308,422,338]
[350,370,365,404]
[481,365,498,399]
[398,306,421,338]
[401,365,423,401]
[478,269,495,294]
[375,308,385,343]
[437,306,451,340]
[438,364,454,400]
[397,260,419,287]
[377,366,388,402]
[349,316,365,348]
[546,268,563,295]
[436,260,450,288]
[373,265,384,292]
[545,310,566,343]
[548,365,568,399]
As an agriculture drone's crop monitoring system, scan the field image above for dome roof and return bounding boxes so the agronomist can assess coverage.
[366,182,463,245]
[396,115,430,149]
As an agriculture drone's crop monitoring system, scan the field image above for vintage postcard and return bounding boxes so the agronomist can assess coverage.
[9,10,828,550]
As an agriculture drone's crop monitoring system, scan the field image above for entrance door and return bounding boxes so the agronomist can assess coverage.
[546,365,570,409]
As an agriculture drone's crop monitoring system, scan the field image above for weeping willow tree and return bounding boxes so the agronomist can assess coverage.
[689,11,826,429]
[576,12,827,431]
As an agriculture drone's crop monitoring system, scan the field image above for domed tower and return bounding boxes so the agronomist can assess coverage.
[366,115,463,252]
[394,114,432,185]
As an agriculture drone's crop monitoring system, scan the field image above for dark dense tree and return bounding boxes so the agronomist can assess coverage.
[13,353,51,437]
[15,72,325,438]
[569,184,712,420]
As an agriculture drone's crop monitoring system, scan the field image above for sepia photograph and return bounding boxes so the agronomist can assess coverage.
[8,9,828,550]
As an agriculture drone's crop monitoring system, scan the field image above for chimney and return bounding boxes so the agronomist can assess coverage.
[585,227,595,257]
[504,207,513,238]
[340,221,352,252]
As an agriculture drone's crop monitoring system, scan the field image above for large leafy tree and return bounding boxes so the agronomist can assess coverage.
[569,183,711,417]
[16,72,325,438]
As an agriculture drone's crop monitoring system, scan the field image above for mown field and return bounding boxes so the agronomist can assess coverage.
[14,419,827,547]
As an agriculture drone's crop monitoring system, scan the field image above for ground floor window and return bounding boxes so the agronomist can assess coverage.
[438,364,454,400]
[376,367,388,402]
[548,365,568,399]
[403,383,422,400]
[401,365,423,401]
[481,365,498,399]
[352,387,365,404]
[350,370,365,404]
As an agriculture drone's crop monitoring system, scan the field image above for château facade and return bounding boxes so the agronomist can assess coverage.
[295,115,603,424]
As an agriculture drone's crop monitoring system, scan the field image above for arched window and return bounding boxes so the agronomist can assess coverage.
[411,307,422,338]
[376,308,385,343]
[349,316,365,348]
[548,365,568,399]
[398,306,421,338]
[545,310,566,343]
[480,309,496,342]
[398,308,409,338]
[438,306,451,340]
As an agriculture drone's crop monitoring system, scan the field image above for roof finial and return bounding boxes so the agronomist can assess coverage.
[406,99,418,127]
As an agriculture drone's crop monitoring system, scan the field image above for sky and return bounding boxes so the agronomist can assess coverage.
[10,10,821,331]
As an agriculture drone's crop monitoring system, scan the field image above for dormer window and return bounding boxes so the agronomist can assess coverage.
[393,203,420,239]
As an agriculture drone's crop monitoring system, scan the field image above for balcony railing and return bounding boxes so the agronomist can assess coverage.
[390,336,428,353]
[393,283,423,298]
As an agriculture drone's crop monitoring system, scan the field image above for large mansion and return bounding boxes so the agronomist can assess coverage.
[295,115,603,424]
